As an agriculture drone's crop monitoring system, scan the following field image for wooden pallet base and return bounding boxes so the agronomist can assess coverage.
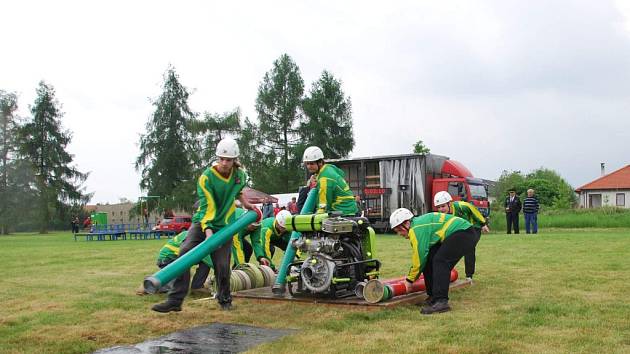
[231,279,471,307]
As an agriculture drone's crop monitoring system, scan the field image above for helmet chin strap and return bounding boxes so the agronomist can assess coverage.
[399,222,410,234]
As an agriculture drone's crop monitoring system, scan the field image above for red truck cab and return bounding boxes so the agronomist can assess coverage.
[430,160,490,217]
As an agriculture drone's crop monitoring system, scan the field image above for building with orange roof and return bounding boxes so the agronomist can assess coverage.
[575,164,630,208]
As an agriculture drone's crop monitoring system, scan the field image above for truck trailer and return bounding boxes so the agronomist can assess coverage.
[329,153,489,231]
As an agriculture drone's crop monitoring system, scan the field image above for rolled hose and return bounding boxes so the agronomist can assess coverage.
[363,269,459,303]
[144,210,259,293]
[272,188,319,295]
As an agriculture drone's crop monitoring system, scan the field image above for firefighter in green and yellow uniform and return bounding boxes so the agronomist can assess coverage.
[434,191,489,281]
[152,137,257,313]
[302,146,357,216]
[231,207,260,267]
[390,209,478,315]
[251,210,292,270]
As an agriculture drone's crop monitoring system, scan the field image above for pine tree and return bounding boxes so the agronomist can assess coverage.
[18,82,89,233]
[136,66,198,211]
[301,70,354,159]
[189,109,241,168]
[255,54,305,193]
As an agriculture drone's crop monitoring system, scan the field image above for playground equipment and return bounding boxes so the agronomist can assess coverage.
[90,212,108,229]
[143,210,259,293]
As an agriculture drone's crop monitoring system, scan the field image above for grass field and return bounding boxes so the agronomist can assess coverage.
[1,229,629,354]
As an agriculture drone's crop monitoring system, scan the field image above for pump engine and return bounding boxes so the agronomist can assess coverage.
[285,213,380,298]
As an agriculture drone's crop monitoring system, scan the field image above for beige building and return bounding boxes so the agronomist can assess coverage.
[575,165,630,208]
[86,203,188,225]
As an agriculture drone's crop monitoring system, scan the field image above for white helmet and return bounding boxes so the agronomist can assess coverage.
[275,210,292,228]
[216,137,239,158]
[390,208,414,229]
[303,146,324,162]
[433,191,453,207]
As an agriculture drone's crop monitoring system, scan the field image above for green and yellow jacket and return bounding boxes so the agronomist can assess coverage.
[314,164,357,216]
[451,201,487,229]
[192,165,248,232]
[251,216,290,270]
[157,231,213,268]
[231,208,259,267]
[406,213,472,282]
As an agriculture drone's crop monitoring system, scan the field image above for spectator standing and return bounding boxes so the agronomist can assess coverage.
[273,203,280,216]
[71,216,79,234]
[287,197,299,215]
[523,189,540,234]
[504,189,521,234]
[262,198,274,219]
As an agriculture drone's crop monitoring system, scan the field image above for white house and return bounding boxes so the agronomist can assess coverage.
[575,165,630,208]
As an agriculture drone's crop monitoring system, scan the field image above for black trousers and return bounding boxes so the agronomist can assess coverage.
[430,227,477,302]
[167,222,233,306]
[506,212,519,234]
[463,227,482,278]
[422,243,442,297]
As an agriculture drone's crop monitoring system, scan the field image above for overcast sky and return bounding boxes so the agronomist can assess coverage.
[3,1,630,203]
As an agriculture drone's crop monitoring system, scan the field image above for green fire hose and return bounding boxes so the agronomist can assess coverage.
[272,188,319,295]
[143,210,259,293]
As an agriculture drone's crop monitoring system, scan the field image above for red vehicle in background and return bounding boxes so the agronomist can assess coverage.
[330,153,490,231]
[153,215,192,233]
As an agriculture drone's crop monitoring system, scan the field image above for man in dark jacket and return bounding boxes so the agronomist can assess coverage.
[523,189,540,234]
[504,189,521,234]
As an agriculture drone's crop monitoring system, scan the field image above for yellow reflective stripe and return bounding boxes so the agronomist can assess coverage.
[407,228,421,281]
[264,229,273,259]
[199,175,216,226]
[331,195,354,209]
[210,165,232,183]
[336,196,354,200]
[438,213,446,223]
[318,177,328,207]
[436,217,457,240]
[233,234,244,264]
[467,203,486,224]
[165,244,180,256]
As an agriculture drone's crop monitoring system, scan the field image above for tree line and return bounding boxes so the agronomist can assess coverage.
[135,54,354,213]
[0,53,354,233]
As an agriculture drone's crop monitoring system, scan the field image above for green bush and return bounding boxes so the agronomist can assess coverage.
[493,168,577,209]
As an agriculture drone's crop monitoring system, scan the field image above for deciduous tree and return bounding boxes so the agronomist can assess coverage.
[413,140,431,154]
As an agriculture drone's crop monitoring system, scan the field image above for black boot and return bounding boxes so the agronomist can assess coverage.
[219,302,234,311]
[421,300,451,315]
[151,301,182,313]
